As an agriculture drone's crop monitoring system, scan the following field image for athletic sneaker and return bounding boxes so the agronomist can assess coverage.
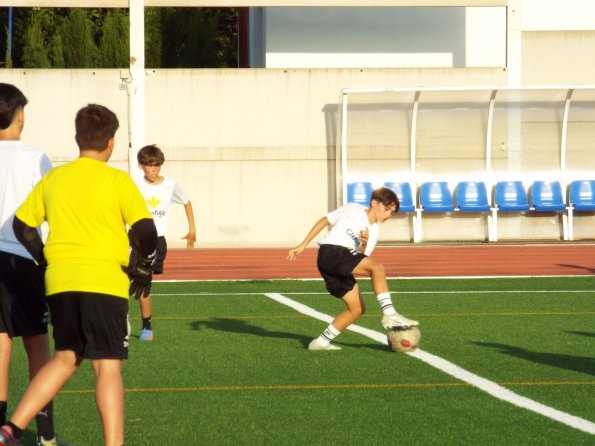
[0,426,20,446]
[35,435,70,446]
[139,328,153,341]
[382,313,419,329]
[308,339,341,350]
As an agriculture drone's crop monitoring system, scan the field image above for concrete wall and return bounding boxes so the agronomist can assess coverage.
[4,68,509,247]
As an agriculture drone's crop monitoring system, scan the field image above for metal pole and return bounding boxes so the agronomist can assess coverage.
[340,92,348,206]
[7,7,12,63]
[128,0,146,175]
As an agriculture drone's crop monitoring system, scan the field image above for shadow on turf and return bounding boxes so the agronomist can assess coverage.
[189,318,314,348]
[472,341,595,377]
[188,319,392,351]
[565,330,595,339]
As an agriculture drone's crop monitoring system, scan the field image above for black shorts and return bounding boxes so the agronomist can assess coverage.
[0,251,48,337]
[153,236,167,274]
[317,244,367,298]
[47,292,129,360]
[129,234,167,275]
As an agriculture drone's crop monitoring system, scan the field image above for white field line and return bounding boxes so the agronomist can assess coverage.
[154,275,594,282]
[264,292,595,436]
[152,290,594,297]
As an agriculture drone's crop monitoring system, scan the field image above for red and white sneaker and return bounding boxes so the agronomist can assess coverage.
[0,426,20,446]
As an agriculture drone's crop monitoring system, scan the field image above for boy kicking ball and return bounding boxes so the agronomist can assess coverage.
[287,186,418,350]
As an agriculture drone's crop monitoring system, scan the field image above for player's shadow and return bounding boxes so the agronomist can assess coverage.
[333,341,389,352]
[189,318,312,348]
[565,330,595,339]
[555,263,595,273]
[472,341,595,377]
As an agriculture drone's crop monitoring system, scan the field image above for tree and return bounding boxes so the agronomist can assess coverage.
[98,9,128,68]
[61,8,97,67]
[144,7,162,68]
[13,7,239,68]
[22,9,53,68]
[156,7,238,68]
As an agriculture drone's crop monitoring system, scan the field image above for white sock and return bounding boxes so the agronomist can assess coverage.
[316,323,341,345]
[376,292,396,315]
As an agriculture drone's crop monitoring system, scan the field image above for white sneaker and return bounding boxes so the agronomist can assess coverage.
[308,339,341,350]
[382,312,419,329]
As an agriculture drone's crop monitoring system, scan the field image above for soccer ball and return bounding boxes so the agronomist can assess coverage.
[387,326,421,353]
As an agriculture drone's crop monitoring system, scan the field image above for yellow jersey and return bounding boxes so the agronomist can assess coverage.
[16,157,151,298]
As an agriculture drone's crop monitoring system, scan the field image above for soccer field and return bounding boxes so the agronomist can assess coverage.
[8,276,595,445]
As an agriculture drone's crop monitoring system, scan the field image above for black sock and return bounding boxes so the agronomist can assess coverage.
[35,401,55,440]
[0,401,6,426]
[7,421,24,440]
[142,316,152,330]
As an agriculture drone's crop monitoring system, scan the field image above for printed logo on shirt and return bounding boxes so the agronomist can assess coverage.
[346,228,360,245]
[146,196,161,209]
[346,228,361,253]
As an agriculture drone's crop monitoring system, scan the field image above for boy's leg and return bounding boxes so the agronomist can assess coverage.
[352,257,418,328]
[23,334,50,379]
[22,335,57,441]
[333,285,366,331]
[0,334,12,426]
[138,236,164,342]
[92,359,123,446]
[139,295,153,341]
[8,350,78,438]
[309,285,365,350]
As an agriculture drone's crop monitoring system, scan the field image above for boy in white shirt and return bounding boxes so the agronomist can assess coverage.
[133,145,196,341]
[0,83,67,445]
[287,187,418,350]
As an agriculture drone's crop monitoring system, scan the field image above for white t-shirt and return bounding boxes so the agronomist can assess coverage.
[134,176,189,237]
[318,203,379,256]
[0,141,52,259]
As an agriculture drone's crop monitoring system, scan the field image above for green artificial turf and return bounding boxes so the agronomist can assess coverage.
[7,277,595,445]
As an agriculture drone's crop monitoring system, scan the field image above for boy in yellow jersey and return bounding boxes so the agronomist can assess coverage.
[0,104,157,446]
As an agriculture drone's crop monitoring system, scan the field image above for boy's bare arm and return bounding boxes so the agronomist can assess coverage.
[181,201,197,249]
[287,216,329,260]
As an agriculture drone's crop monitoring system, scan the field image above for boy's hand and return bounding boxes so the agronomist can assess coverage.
[182,232,196,249]
[124,251,156,299]
[360,228,369,245]
[287,245,305,261]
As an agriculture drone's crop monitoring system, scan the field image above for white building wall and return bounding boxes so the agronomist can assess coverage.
[262,7,506,68]
[2,0,595,246]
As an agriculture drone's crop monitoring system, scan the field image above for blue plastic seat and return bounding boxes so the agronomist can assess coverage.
[384,182,415,212]
[347,182,373,206]
[567,179,595,240]
[494,181,530,212]
[419,182,454,212]
[569,180,595,211]
[530,181,566,211]
[455,181,491,212]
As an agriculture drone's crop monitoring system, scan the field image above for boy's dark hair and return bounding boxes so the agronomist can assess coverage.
[74,104,119,150]
[0,83,28,130]
[371,187,400,212]
[137,144,165,166]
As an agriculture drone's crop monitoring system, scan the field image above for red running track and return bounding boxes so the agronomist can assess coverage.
[159,244,595,280]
